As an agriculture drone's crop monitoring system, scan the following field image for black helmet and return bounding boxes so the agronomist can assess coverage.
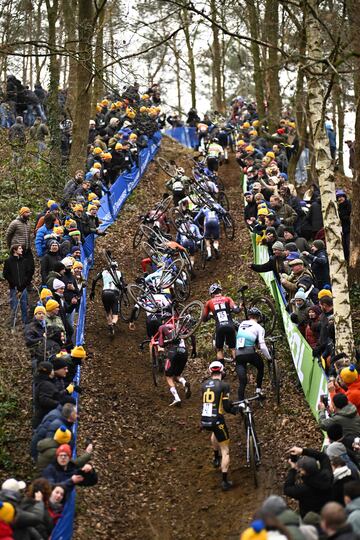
[248,307,262,320]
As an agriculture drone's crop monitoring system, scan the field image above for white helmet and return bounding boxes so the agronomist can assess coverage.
[209,361,224,374]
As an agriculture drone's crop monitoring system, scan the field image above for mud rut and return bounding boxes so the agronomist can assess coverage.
[74,137,321,540]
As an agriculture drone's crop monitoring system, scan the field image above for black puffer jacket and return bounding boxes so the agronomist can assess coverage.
[283,448,333,516]
[3,254,32,290]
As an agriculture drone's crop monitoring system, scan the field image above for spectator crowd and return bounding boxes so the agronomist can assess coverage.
[0,79,162,538]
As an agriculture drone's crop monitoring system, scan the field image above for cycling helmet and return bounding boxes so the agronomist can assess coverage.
[248,307,262,320]
[209,283,222,295]
[211,137,219,143]
[209,360,224,374]
[110,261,118,269]
[177,167,185,174]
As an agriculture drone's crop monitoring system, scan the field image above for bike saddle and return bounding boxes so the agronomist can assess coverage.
[238,285,248,292]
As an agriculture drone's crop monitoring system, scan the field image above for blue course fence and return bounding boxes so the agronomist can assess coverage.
[51,131,161,540]
[164,126,198,149]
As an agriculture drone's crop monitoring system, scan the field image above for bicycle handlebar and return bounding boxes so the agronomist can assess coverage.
[232,395,266,406]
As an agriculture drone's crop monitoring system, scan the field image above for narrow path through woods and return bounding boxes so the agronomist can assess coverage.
[74,137,322,540]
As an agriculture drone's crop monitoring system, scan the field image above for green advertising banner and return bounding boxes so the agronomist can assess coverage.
[243,176,327,420]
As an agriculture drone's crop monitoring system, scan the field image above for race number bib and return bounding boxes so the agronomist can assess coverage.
[217,311,228,323]
[202,403,213,416]
[237,337,245,348]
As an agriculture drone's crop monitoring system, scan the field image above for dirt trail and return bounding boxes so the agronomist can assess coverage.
[74,137,322,540]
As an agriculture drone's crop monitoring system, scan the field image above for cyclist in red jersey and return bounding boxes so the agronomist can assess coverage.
[202,283,240,362]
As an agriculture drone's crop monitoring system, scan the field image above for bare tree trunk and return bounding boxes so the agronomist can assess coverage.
[306,0,354,355]
[245,0,265,119]
[69,0,95,172]
[63,0,78,118]
[210,0,224,113]
[181,8,196,109]
[333,77,344,174]
[45,0,61,163]
[264,0,281,132]
[171,35,182,115]
[348,0,360,285]
[92,0,106,115]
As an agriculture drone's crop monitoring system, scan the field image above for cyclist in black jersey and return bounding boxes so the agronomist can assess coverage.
[201,360,237,491]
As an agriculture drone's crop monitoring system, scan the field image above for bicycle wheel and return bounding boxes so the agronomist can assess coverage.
[151,347,160,387]
[173,271,191,302]
[249,296,277,336]
[127,284,159,313]
[271,356,281,405]
[248,434,259,488]
[175,300,203,339]
[119,289,134,322]
[217,191,230,211]
[133,224,144,249]
[159,258,184,289]
[156,157,177,177]
[222,213,235,240]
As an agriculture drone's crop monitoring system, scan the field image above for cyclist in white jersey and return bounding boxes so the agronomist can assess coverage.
[235,307,271,400]
[90,261,124,335]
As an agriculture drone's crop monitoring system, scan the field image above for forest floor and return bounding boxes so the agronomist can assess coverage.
[74,136,322,540]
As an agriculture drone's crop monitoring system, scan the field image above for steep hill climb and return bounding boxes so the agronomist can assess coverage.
[74,137,321,540]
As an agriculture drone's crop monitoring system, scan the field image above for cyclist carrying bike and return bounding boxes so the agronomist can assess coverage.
[202,283,240,361]
[201,360,237,491]
[175,217,203,270]
[157,321,196,406]
[90,261,125,335]
[129,282,172,336]
[235,307,271,400]
[166,168,190,206]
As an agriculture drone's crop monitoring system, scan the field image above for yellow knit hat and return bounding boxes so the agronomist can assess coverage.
[241,521,267,540]
[318,289,332,299]
[0,501,15,523]
[340,365,358,385]
[93,147,103,155]
[73,261,83,270]
[34,306,46,315]
[71,346,87,359]
[266,151,275,159]
[47,199,56,208]
[40,288,53,301]
[46,299,60,312]
[242,122,251,129]
[54,425,72,445]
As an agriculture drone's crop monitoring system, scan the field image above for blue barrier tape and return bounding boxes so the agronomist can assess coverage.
[51,132,161,540]
[164,126,198,148]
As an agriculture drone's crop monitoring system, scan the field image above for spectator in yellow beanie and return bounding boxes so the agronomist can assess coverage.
[329,365,360,415]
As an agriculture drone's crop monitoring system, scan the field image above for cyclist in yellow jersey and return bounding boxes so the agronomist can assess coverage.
[201,361,238,490]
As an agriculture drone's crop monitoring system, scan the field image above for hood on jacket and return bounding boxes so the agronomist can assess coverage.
[346,496,360,513]
[337,403,358,418]
[303,468,333,491]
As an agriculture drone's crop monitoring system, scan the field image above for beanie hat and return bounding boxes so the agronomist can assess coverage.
[34,306,46,315]
[48,239,59,248]
[294,290,307,301]
[71,246,81,253]
[326,441,347,458]
[318,289,332,299]
[340,365,358,384]
[272,241,285,251]
[312,240,325,251]
[266,151,275,159]
[54,425,72,445]
[73,204,83,212]
[71,345,87,359]
[1,478,26,492]
[241,520,267,540]
[93,147,103,155]
[47,199,56,208]
[302,512,321,526]
[332,393,348,409]
[46,299,60,312]
[40,288,53,301]
[299,525,319,540]
[53,226,64,235]
[69,230,81,237]
[56,444,72,458]
[284,242,297,252]
[326,423,343,442]
[53,279,65,290]
[53,262,65,273]
[260,495,287,517]
[283,226,295,235]
[257,208,269,216]
[0,501,15,523]
[52,357,68,371]
[73,261,83,269]
[19,206,30,215]
[265,227,276,235]
[50,203,59,211]
[93,162,102,169]
[286,252,301,261]
[61,257,73,268]
[37,361,54,375]
[289,258,304,266]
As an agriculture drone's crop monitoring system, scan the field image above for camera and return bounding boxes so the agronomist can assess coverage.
[290,454,298,463]
[320,394,329,407]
